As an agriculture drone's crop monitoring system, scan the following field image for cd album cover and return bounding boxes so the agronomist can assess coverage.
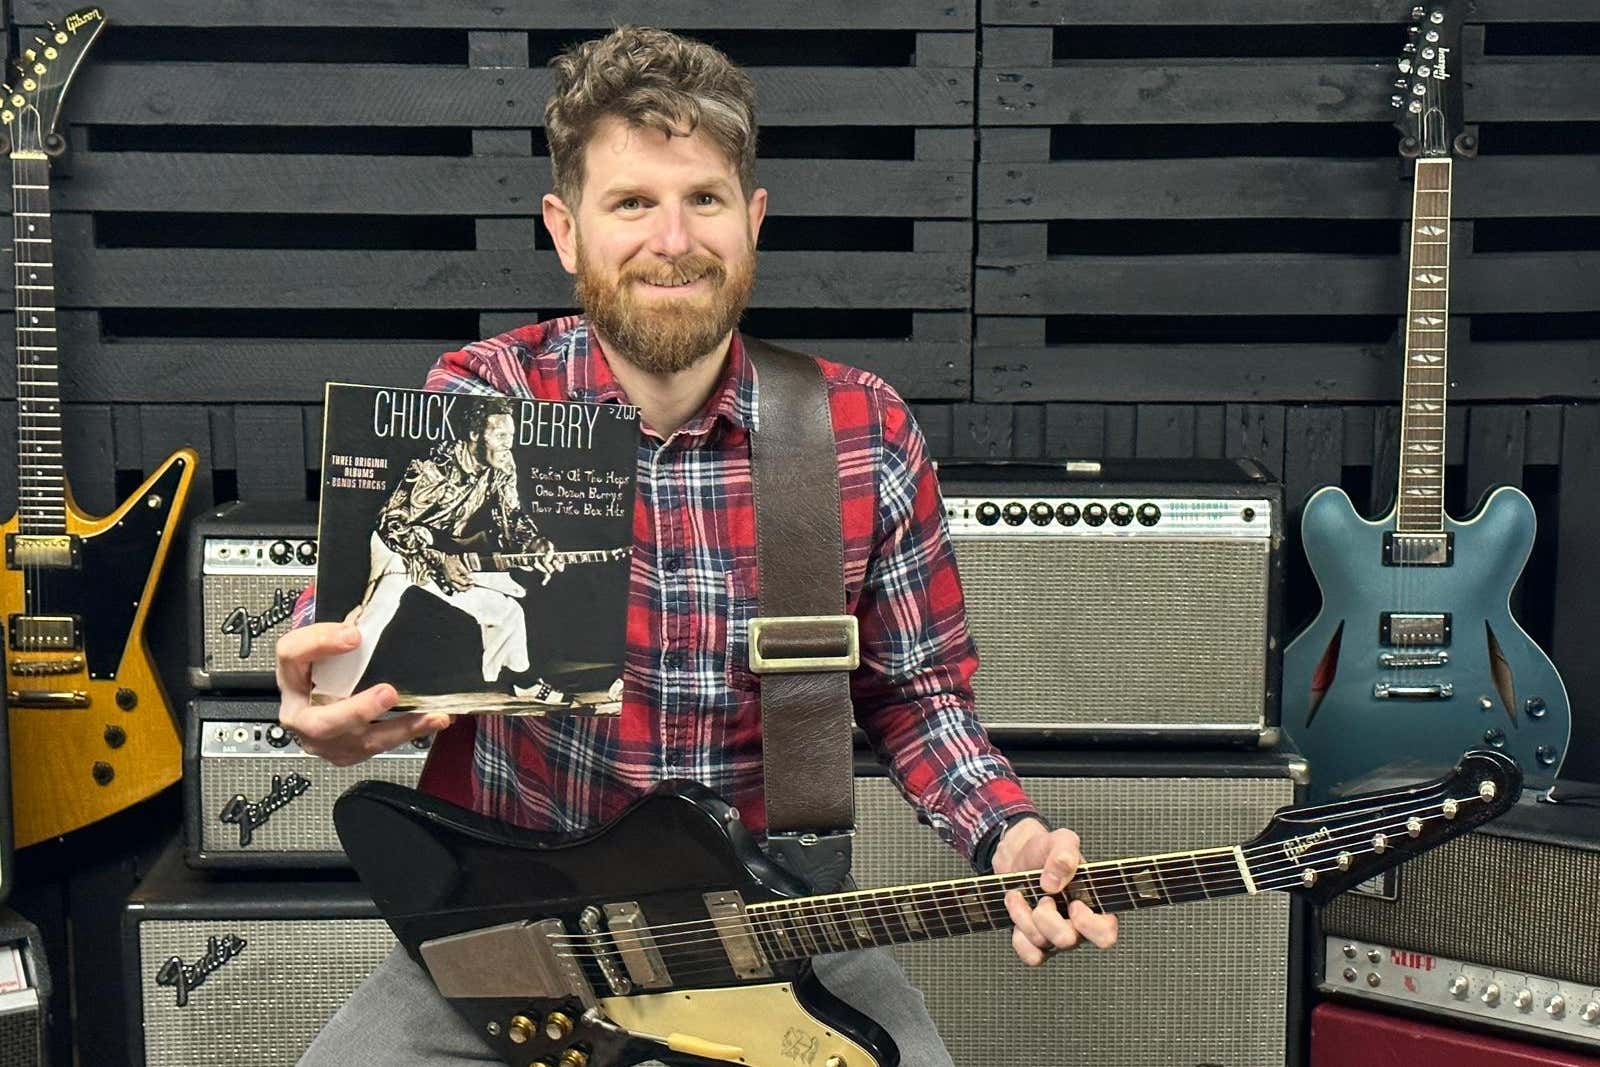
[310,383,638,715]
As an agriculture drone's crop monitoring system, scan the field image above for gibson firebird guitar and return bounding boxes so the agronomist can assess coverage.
[1281,2,1569,803]
[334,750,1520,1067]
[2,8,196,845]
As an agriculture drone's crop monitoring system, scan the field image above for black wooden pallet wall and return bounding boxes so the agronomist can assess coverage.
[0,3,1597,1064]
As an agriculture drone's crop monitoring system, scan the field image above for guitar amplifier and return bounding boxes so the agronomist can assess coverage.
[852,748,1307,1067]
[1318,791,1600,1048]
[185,698,428,869]
[187,500,318,690]
[124,841,394,1067]
[1311,1002,1600,1066]
[0,909,49,1067]
[938,459,1282,745]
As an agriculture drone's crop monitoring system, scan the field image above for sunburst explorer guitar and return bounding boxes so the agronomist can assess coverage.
[333,752,1520,1067]
[1281,2,1570,803]
[2,8,196,846]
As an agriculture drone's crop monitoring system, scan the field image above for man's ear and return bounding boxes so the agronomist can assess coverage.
[543,193,580,274]
[746,186,768,246]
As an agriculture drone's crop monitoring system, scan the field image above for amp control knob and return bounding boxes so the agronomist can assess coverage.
[975,502,1001,526]
[296,540,317,565]
[265,724,292,749]
[1581,1001,1600,1023]
[269,539,292,564]
[1515,989,1534,1010]
[1547,995,1566,1017]
[1083,503,1108,527]
[1002,502,1027,526]
[1029,502,1054,526]
[1055,503,1080,526]
[1481,983,1501,1007]
[1448,976,1470,998]
[1110,502,1134,526]
[1137,502,1161,526]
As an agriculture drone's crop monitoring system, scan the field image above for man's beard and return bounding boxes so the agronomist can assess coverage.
[575,241,756,375]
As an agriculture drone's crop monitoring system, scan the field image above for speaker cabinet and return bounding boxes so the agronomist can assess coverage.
[938,459,1282,745]
[187,500,317,690]
[124,842,393,1067]
[0,909,48,1067]
[1311,1002,1600,1066]
[852,748,1307,1066]
[185,698,428,869]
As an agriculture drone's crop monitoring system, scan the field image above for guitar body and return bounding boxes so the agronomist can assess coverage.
[4,450,195,845]
[1283,484,1570,801]
[335,780,894,1067]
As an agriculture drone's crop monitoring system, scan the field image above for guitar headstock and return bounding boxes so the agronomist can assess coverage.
[1391,1,1468,159]
[1241,750,1520,905]
[2,7,107,157]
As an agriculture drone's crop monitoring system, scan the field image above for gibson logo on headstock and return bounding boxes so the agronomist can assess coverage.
[1433,46,1451,80]
[219,587,298,659]
[154,933,246,1008]
[65,8,103,33]
[218,772,312,846]
[1281,826,1331,862]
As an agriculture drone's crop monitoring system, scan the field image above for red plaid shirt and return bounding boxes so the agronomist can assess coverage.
[295,316,1035,866]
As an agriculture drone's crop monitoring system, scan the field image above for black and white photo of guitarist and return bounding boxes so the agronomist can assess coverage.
[314,397,574,706]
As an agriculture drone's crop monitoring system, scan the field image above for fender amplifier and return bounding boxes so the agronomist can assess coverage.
[185,698,428,869]
[852,748,1308,1067]
[187,500,318,690]
[124,842,394,1067]
[1311,1002,1600,1066]
[0,909,49,1067]
[938,459,1282,744]
[1318,791,1600,1048]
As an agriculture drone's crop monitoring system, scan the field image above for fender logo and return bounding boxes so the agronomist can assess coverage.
[218,772,311,846]
[154,933,246,1008]
[1281,826,1330,862]
[220,587,298,659]
[65,9,103,32]
[780,1027,821,1064]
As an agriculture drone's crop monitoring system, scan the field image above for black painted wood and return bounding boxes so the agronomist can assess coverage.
[985,1,1599,23]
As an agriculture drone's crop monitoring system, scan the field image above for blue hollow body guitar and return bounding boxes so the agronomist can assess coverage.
[1282,4,1570,802]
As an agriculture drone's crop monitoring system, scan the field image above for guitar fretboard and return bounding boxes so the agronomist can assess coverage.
[12,153,64,535]
[1395,158,1452,534]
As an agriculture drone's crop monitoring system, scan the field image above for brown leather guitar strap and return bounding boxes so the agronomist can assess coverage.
[743,336,858,893]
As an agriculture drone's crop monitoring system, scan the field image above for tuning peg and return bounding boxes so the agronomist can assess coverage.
[33,35,46,46]
[1398,58,1413,72]
[1391,95,1404,108]
[1430,9,1445,23]
[1409,99,1423,114]
[1411,4,1425,15]
[1404,42,1418,53]
[1409,25,1420,35]
[1394,78,1409,89]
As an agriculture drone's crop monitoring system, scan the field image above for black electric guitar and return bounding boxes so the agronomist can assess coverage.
[2,8,197,846]
[335,750,1520,1067]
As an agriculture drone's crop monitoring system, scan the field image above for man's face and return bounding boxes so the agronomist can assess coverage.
[544,115,767,374]
[473,413,516,471]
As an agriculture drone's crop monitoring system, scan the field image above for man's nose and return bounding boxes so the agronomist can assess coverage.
[646,202,694,259]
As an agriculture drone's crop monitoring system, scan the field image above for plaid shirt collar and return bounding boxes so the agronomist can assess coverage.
[560,318,757,438]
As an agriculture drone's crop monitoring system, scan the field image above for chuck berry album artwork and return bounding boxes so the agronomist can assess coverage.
[310,384,638,716]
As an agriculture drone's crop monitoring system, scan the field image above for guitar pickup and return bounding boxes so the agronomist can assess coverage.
[1374,682,1454,700]
[1380,612,1451,648]
[8,614,84,653]
[1383,532,1453,567]
[1378,651,1450,669]
[5,533,81,570]
[604,902,672,990]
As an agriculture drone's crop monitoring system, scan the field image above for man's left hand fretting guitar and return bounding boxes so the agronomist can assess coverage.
[2,8,196,846]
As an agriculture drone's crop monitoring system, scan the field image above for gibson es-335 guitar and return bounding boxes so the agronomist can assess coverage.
[334,750,1520,1067]
[1281,2,1570,803]
[2,8,196,846]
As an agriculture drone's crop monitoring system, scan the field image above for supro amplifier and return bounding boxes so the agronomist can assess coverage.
[853,748,1308,1067]
[1311,1001,1600,1066]
[187,500,318,690]
[185,698,428,869]
[1319,790,1600,1048]
[937,459,1282,744]
[124,841,394,1067]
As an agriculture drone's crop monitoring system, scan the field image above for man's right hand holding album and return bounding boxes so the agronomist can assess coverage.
[277,622,453,766]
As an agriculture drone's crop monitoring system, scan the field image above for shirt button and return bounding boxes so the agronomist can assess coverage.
[663,651,684,671]
[662,553,682,573]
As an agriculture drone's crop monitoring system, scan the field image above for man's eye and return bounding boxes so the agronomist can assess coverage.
[695,193,719,206]
[618,198,642,211]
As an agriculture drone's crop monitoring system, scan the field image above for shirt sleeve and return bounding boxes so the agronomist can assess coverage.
[849,388,1039,869]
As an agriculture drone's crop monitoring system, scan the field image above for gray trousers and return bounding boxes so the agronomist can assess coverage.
[300,943,955,1067]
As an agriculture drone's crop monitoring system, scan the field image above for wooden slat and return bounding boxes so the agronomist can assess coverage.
[977,157,1600,221]
[14,0,976,29]
[1553,405,1600,762]
[1134,403,1194,457]
[984,0,1598,24]
[70,64,971,128]
[980,59,1600,126]
[62,404,118,517]
[1368,407,1402,516]
[1465,405,1527,503]
[139,403,214,509]
[1044,402,1105,457]
[951,402,1021,457]
[1224,403,1285,479]
[233,406,308,500]
[975,253,1600,316]
[0,402,15,516]
[1283,406,1345,513]
[975,340,1600,403]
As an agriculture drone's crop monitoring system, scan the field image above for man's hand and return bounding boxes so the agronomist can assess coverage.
[527,537,565,586]
[992,817,1119,966]
[424,548,474,593]
[276,622,452,767]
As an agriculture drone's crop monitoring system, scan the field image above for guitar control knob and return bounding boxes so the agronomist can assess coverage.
[1481,983,1501,1007]
[1055,503,1080,526]
[1110,502,1134,526]
[1029,502,1054,526]
[269,539,292,564]
[975,502,1001,526]
[1083,503,1108,527]
[1515,989,1534,1010]
[1002,502,1027,526]
[266,724,292,749]
[1137,503,1160,526]
[296,540,317,564]
[1526,697,1548,718]
[544,1011,574,1041]
[559,1051,590,1067]
[1547,995,1566,1017]
[1581,1001,1600,1023]
[507,1015,534,1044]
[1449,976,1470,998]
[1536,746,1558,766]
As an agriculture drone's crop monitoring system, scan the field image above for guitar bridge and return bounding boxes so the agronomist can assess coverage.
[8,614,84,652]
[10,655,84,675]
[5,533,81,570]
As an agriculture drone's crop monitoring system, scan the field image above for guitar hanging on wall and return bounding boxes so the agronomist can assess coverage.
[1281,2,1570,804]
[1,8,197,846]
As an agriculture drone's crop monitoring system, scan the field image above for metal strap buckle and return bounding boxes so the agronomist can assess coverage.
[747,614,860,674]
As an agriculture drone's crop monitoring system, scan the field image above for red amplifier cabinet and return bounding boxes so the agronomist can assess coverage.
[1311,1002,1600,1067]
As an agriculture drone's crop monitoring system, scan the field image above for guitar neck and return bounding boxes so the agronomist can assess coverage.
[748,845,1252,962]
[1395,157,1453,533]
[12,153,66,535]
[461,548,622,570]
